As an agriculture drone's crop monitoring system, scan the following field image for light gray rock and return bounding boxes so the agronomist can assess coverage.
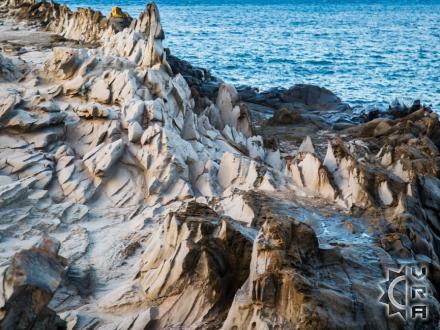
[145,98,165,122]
[83,139,125,176]
[0,180,31,207]
[181,110,199,140]
[0,89,20,120]
[298,135,315,154]
[128,121,143,142]
[140,123,161,145]
[1,2,440,329]
[88,78,111,103]
[122,99,145,126]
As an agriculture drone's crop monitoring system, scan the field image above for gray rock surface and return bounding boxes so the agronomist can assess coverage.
[0,1,439,329]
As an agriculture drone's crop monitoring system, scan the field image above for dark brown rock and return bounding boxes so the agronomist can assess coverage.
[0,238,67,330]
[267,106,302,125]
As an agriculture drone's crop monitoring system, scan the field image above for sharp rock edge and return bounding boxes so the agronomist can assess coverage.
[0,0,440,329]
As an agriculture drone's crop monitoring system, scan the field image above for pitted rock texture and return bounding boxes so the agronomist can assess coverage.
[0,0,440,329]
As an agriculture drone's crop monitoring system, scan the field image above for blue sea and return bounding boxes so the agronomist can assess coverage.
[61,0,440,108]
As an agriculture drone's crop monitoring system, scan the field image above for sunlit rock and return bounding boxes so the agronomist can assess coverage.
[1,0,440,328]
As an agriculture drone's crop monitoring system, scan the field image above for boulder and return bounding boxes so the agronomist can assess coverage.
[0,54,21,81]
[0,237,67,330]
[267,106,302,125]
[281,84,343,110]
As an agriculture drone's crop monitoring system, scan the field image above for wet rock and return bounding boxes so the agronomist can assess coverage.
[1,0,440,328]
[240,83,347,113]
[281,84,343,110]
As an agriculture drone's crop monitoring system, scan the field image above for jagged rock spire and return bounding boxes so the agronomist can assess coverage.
[132,2,164,37]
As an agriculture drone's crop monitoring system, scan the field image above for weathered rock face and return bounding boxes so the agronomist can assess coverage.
[133,202,253,328]
[223,192,440,330]
[0,238,67,330]
[1,0,440,329]
[0,53,21,81]
[6,0,121,43]
[222,213,322,329]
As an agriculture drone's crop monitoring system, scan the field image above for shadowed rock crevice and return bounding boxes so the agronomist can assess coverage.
[136,202,253,329]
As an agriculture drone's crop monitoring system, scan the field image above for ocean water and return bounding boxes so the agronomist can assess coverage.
[61,0,440,108]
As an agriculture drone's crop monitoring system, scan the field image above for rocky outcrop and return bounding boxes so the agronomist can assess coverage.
[133,202,253,328]
[222,204,440,329]
[281,84,343,110]
[0,54,21,81]
[222,213,323,329]
[0,0,440,329]
[287,144,337,200]
[0,238,67,330]
[6,0,120,43]
[240,83,349,114]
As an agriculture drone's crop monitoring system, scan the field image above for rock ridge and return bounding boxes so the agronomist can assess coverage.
[0,0,439,329]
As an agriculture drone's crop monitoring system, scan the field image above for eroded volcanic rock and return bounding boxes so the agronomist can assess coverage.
[135,202,253,328]
[0,237,67,330]
[0,0,440,329]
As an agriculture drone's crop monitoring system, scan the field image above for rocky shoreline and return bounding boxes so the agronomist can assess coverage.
[0,0,440,329]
